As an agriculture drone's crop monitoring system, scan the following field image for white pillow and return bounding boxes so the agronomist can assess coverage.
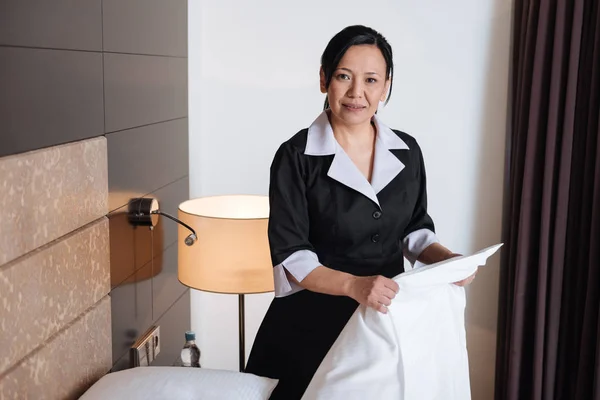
[80,366,278,400]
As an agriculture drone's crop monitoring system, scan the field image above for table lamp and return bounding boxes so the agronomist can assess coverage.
[128,195,274,372]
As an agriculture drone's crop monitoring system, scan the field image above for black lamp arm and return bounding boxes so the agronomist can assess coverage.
[151,210,197,245]
[127,198,197,246]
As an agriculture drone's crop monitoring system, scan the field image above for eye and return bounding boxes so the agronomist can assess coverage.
[336,73,350,80]
[367,78,377,83]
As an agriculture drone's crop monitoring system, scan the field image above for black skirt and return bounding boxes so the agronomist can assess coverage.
[245,252,404,399]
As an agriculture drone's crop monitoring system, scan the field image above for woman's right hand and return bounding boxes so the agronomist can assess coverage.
[347,275,399,314]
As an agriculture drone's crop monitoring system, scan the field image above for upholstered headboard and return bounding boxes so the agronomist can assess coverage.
[0,139,113,398]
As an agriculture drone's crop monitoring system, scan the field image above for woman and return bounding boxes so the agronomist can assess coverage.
[245,25,475,399]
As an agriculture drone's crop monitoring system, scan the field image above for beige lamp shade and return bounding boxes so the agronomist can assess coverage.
[177,195,274,294]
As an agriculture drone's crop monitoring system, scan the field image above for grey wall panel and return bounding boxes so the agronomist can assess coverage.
[153,177,189,253]
[103,0,187,57]
[110,261,154,364]
[112,289,190,369]
[0,47,104,157]
[0,0,102,51]
[107,119,189,212]
[103,0,190,373]
[108,177,188,289]
[111,352,131,372]
[152,244,187,322]
[108,204,153,289]
[104,53,187,132]
[152,290,191,367]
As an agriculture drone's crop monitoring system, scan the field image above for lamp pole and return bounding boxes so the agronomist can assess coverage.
[239,294,246,372]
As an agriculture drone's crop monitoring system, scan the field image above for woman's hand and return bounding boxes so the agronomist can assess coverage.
[454,269,477,286]
[446,253,477,286]
[347,275,399,314]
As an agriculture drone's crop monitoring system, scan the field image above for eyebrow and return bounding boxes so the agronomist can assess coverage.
[336,67,381,76]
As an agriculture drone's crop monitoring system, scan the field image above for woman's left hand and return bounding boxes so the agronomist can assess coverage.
[453,269,477,286]
[446,253,477,286]
[419,246,478,286]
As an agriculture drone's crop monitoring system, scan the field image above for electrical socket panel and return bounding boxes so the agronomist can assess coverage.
[130,326,161,367]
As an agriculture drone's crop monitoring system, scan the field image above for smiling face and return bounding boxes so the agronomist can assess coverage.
[320,44,391,127]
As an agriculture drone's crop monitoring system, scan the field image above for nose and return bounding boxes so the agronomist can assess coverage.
[347,80,363,98]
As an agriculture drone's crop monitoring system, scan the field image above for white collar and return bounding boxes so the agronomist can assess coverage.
[304,111,409,208]
[305,111,409,155]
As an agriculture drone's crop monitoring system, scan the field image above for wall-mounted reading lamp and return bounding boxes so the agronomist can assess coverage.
[127,198,197,246]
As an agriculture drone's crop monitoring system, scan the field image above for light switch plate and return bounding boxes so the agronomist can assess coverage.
[130,325,161,367]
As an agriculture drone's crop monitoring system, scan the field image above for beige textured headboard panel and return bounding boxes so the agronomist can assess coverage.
[0,138,112,399]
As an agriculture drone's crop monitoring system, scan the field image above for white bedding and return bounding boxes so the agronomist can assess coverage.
[80,366,278,400]
[302,244,503,400]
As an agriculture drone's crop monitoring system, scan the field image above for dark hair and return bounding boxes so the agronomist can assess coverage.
[321,25,394,110]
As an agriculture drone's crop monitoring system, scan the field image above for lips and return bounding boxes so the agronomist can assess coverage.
[342,104,366,110]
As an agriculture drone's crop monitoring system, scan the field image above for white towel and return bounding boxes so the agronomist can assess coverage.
[302,244,503,400]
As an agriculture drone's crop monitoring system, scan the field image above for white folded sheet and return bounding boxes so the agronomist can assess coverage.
[302,244,503,400]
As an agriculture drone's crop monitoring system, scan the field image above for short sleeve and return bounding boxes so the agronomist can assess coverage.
[402,141,439,265]
[268,143,322,296]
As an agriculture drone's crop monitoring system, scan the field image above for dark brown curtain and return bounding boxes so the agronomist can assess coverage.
[495,0,600,399]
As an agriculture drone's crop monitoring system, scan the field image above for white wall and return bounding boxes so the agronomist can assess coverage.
[188,1,512,399]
